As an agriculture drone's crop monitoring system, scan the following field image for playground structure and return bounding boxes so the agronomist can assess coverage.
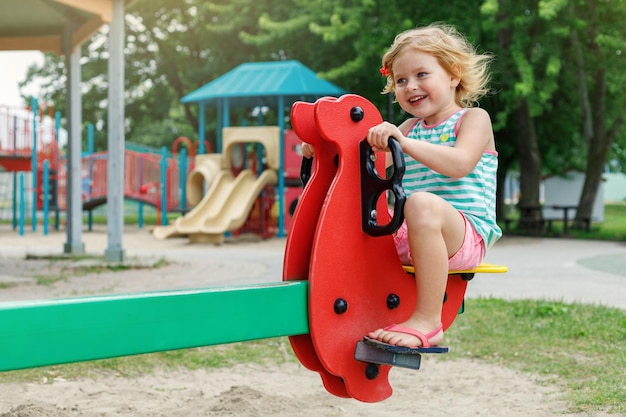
[180,60,347,237]
[153,126,282,244]
[0,104,58,172]
[0,95,506,402]
[0,104,289,239]
[0,103,60,229]
[0,104,185,227]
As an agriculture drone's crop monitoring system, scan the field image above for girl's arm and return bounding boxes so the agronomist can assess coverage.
[369,108,494,178]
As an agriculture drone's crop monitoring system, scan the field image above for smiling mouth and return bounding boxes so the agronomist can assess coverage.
[409,95,426,103]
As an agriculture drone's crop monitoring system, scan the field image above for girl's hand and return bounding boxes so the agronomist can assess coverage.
[367,121,404,152]
[301,142,315,158]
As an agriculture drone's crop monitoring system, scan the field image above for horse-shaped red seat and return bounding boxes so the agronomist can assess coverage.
[283,94,469,402]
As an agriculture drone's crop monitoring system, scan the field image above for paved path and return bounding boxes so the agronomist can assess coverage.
[1,226,625,310]
[474,236,626,309]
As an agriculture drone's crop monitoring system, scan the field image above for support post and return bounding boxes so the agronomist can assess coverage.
[63,12,85,255]
[160,146,168,225]
[43,160,49,235]
[277,95,285,237]
[30,97,38,232]
[198,102,205,154]
[54,111,62,230]
[105,0,126,262]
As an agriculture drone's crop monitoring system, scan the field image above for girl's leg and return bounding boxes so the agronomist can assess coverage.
[369,192,466,347]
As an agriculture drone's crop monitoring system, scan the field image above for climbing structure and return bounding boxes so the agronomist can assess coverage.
[153,126,280,243]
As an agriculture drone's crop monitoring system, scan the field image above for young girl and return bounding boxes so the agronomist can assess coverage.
[366,23,502,350]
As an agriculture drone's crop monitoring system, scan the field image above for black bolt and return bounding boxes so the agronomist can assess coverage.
[365,363,379,380]
[350,106,364,122]
[333,298,348,314]
[461,273,475,281]
[386,293,400,309]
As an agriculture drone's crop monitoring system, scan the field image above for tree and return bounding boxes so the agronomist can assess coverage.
[565,0,626,227]
[242,0,488,122]
[21,0,309,151]
[17,0,623,224]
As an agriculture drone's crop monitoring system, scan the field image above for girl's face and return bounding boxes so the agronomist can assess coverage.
[391,49,460,125]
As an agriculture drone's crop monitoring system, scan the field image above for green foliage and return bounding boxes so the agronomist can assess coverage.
[15,0,626,194]
[449,299,626,414]
[538,0,568,19]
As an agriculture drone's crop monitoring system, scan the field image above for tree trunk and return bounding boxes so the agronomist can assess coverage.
[516,100,542,206]
[515,100,543,233]
[576,105,624,228]
[569,13,625,229]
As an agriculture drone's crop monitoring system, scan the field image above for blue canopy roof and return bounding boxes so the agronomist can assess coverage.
[181,60,346,107]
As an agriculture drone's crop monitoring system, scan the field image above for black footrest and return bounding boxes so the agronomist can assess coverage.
[354,341,423,370]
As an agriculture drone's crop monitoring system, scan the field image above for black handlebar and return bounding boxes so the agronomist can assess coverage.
[359,137,406,237]
[297,137,406,237]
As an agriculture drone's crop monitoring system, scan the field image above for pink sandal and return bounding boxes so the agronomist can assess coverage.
[363,323,448,354]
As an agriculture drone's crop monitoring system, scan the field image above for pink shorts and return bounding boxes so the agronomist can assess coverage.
[392,213,485,270]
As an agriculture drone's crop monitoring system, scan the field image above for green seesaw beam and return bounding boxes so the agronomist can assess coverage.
[0,281,309,372]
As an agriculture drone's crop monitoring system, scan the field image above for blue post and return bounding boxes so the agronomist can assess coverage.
[160,146,168,226]
[19,173,25,236]
[257,103,264,125]
[12,173,17,230]
[43,160,49,235]
[86,123,95,232]
[198,102,206,154]
[87,123,94,154]
[55,111,62,137]
[138,156,144,229]
[277,95,285,237]
[54,111,61,231]
[216,101,222,153]
[12,115,17,230]
[87,208,93,232]
[138,202,144,229]
[30,98,38,231]
[179,148,187,213]
[218,97,230,153]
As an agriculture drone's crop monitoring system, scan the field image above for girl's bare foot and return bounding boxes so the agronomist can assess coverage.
[368,320,444,348]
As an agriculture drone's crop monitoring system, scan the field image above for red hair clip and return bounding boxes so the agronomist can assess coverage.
[379,66,391,77]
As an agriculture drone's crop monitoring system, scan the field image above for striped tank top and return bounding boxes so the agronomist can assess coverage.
[402,109,502,248]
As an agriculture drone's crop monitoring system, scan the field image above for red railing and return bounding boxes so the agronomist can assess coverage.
[55,150,191,214]
[1,105,278,235]
[0,105,57,159]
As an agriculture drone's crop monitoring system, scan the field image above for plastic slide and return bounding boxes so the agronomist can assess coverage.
[152,154,222,240]
[153,168,277,243]
[152,126,280,242]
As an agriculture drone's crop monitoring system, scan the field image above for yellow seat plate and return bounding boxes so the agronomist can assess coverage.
[402,262,508,275]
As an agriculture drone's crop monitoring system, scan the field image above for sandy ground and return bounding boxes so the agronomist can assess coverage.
[0,361,578,417]
[0,225,623,416]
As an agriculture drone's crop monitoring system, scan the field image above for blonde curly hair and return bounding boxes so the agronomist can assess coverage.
[381,23,493,107]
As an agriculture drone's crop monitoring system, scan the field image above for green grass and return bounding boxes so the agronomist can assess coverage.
[0,299,623,414]
[447,299,626,415]
[575,203,626,240]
